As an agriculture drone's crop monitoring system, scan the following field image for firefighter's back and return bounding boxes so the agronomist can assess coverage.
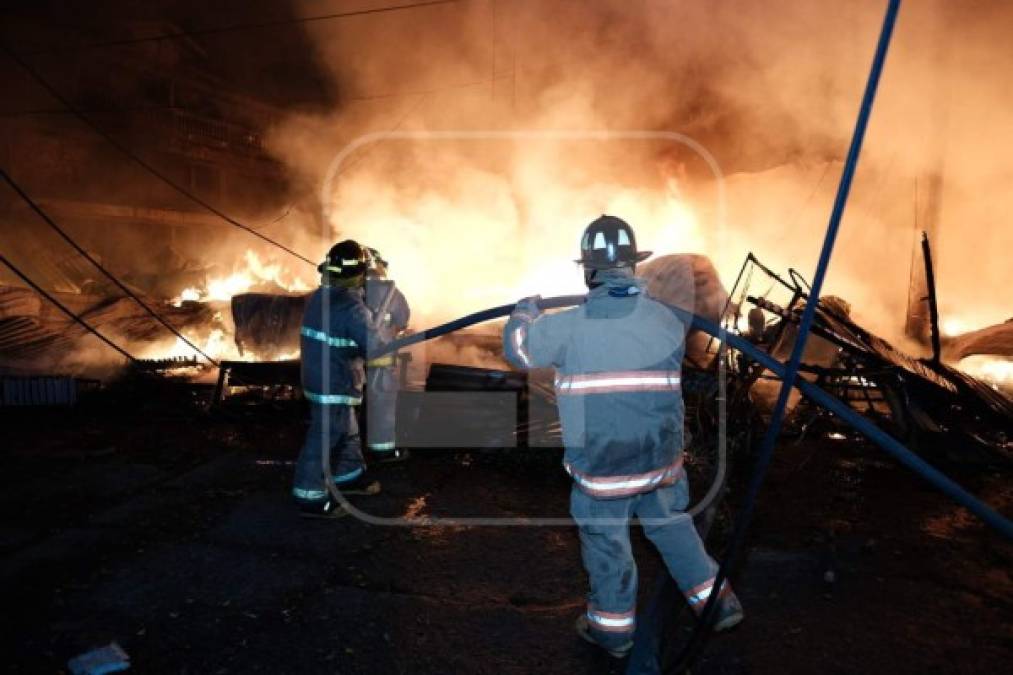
[300,285,368,404]
[550,287,688,490]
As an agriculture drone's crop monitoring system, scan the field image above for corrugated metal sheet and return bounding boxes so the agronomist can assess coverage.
[1,376,78,406]
[0,317,74,360]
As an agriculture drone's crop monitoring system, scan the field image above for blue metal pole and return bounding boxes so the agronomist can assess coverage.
[377,290,1013,538]
[672,307,1013,540]
[668,3,904,670]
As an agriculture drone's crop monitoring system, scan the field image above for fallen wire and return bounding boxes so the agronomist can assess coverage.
[0,42,317,267]
[0,254,137,362]
[0,168,219,366]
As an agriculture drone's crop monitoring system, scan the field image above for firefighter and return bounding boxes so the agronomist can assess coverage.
[503,215,744,657]
[292,239,385,517]
[363,247,411,462]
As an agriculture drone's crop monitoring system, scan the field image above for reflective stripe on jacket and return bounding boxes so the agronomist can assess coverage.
[300,285,384,405]
[503,278,688,498]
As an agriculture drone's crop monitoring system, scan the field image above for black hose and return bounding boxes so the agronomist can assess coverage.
[376,294,587,356]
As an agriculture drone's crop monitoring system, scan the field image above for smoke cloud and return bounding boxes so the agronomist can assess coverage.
[264,0,1013,344]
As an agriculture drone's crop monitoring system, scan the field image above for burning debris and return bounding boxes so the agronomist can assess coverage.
[0,284,214,370]
[727,252,1013,457]
[230,292,306,359]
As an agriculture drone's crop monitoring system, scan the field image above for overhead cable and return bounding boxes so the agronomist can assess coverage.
[0,253,137,362]
[1,168,219,366]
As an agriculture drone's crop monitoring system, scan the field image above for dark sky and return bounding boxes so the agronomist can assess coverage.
[0,0,336,108]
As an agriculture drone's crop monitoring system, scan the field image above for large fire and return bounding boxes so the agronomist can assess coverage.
[323,164,709,323]
[171,250,312,306]
[146,250,311,364]
[140,182,1011,396]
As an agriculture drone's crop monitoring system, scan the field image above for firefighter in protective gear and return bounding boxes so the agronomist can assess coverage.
[363,247,411,461]
[503,215,744,657]
[293,240,386,516]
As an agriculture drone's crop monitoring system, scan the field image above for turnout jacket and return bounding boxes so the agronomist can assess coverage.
[364,278,410,368]
[503,276,688,499]
[365,278,411,342]
[300,284,385,405]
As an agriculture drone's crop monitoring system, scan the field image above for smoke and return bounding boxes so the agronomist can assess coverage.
[263,0,1012,342]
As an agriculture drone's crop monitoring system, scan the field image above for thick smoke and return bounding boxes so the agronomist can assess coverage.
[266,0,1013,342]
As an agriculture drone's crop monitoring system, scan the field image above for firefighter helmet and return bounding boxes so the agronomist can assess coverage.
[365,247,389,277]
[318,239,369,278]
[576,215,652,269]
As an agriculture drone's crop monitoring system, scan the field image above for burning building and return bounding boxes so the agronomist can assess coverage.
[0,2,325,371]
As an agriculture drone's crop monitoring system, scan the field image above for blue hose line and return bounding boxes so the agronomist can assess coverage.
[373,291,1012,540]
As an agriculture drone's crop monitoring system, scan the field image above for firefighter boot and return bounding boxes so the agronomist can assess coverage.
[712,590,745,632]
[574,614,634,659]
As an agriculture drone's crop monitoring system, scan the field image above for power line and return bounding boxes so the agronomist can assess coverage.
[0,103,193,118]
[0,76,499,117]
[0,168,220,366]
[0,253,137,363]
[19,0,458,56]
[0,41,318,267]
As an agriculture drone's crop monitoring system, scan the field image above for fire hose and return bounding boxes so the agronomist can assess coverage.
[368,295,1013,540]
[326,4,1013,672]
[322,291,1012,673]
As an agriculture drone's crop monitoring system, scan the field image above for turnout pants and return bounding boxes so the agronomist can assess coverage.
[365,365,399,453]
[292,403,365,503]
[570,476,731,650]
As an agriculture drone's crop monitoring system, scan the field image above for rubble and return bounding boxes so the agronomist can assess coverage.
[731,254,1013,455]
[0,285,214,368]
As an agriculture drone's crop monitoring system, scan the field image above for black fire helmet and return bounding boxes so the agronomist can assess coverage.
[318,239,369,278]
[576,215,652,269]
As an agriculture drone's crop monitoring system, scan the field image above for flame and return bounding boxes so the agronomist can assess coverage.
[942,317,971,337]
[138,327,298,364]
[152,250,316,366]
[171,287,202,307]
[137,329,231,362]
[172,250,312,305]
[957,355,1013,391]
[938,316,1013,390]
[325,171,707,325]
